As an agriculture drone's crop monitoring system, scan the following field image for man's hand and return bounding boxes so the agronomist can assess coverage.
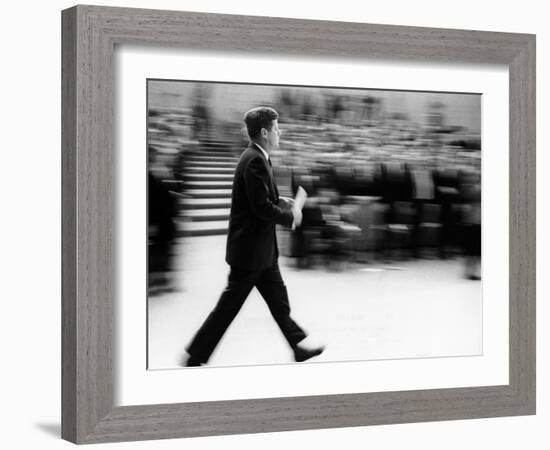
[278,196,295,210]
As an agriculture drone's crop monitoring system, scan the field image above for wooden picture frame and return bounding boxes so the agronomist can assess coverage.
[61,5,536,444]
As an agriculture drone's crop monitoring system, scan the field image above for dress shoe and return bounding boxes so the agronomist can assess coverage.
[180,354,204,367]
[293,343,325,362]
[185,358,203,367]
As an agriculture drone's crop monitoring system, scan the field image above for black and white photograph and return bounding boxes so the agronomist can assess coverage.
[147,79,482,370]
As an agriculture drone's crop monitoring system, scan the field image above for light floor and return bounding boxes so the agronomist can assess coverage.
[148,235,482,369]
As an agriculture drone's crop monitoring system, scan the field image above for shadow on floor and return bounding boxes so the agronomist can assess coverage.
[35,423,61,438]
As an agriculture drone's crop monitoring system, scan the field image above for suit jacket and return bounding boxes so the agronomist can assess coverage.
[225,143,294,270]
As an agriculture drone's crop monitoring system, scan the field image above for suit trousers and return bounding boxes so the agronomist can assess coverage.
[186,262,307,363]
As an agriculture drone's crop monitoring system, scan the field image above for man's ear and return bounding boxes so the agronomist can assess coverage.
[260,128,268,139]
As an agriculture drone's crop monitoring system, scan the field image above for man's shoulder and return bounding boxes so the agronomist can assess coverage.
[239,145,256,157]
[240,144,261,156]
[238,145,264,166]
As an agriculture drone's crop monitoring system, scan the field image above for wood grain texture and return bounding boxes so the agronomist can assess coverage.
[61,6,77,443]
[61,5,536,444]
[508,36,536,410]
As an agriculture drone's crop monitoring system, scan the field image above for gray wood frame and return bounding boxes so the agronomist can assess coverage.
[62,5,536,444]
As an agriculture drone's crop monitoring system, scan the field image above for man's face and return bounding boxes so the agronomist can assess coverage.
[263,119,281,151]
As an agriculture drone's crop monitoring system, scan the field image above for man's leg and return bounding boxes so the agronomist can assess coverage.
[255,263,307,348]
[186,267,257,364]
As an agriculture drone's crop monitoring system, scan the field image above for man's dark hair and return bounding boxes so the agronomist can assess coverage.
[243,106,279,140]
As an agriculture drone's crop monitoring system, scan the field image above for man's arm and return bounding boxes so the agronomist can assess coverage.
[244,157,294,227]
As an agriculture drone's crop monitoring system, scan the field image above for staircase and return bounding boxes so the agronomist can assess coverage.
[177,140,238,237]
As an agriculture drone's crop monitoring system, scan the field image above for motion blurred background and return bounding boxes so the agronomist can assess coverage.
[147,80,482,368]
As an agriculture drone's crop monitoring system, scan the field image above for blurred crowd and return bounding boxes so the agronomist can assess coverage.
[269,114,481,279]
[148,89,482,286]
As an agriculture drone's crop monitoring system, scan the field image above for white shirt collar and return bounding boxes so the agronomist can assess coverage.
[254,143,269,162]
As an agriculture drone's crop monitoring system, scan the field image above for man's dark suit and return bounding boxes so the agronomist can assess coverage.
[186,143,307,364]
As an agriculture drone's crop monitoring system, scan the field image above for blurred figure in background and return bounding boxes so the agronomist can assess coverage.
[433,167,461,259]
[148,166,177,295]
[460,171,481,280]
[191,85,211,141]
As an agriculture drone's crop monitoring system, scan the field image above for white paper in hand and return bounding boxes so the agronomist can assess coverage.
[294,186,308,210]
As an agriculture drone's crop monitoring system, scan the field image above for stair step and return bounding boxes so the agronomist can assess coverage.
[186,155,238,163]
[185,160,237,168]
[184,208,230,222]
[183,173,234,182]
[186,189,232,199]
[185,181,233,189]
[177,220,229,237]
[180,198,232,209]
[189,152,238,159]
[185,156,239,167]
[149,140,181,149]
[186,166,235,174]
[200,140,234,148]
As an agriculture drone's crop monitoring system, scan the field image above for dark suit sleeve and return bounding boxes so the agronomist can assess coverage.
[244,156,294,227]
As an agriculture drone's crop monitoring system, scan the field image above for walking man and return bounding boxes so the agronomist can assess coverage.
[183,106,324,366]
